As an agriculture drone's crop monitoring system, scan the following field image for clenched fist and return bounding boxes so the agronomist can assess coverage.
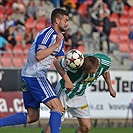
[55,33,64,46]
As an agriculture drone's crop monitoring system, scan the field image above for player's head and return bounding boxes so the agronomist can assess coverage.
[82,56,100,74]
[51,8,69,32]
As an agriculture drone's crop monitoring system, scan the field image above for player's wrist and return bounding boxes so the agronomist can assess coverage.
[54,43,60,47]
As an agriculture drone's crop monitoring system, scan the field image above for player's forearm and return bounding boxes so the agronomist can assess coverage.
[103,72,116,98]
[53,59,72,83]
[54,58,66,77]
[36,43,60,61]
[102,71,112,89]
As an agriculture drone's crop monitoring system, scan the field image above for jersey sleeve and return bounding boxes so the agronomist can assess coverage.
[35,33,52,53]
[92,53,112,74]
[102,55,111,73]
[34,27,55,53]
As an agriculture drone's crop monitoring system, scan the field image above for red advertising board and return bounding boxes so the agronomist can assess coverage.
[0,92,25,118]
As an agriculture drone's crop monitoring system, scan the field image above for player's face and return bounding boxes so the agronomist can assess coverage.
[58,15,69,32]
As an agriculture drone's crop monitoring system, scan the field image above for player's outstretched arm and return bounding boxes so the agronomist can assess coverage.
[102,71,116,98]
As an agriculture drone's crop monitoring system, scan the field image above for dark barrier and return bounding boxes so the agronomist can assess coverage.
[0,69,60,91]
[0,69,21,91]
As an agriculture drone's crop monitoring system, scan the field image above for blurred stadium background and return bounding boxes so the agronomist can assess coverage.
[0,0,133,132]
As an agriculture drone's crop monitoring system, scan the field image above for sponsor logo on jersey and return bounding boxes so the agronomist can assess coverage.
[82,77,95,84]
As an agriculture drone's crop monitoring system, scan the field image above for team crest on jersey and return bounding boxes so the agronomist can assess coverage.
[21,78,28,92]
[82,77,95,84]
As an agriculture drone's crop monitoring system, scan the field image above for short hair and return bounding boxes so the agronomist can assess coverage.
[82,56,99,74]
[51,8,69,24]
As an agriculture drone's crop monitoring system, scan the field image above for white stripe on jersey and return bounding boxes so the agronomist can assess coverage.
[75,84,84,93]
[41,78,56,97]
[42,28,54,44]
[101,59,111,66]
[37,77,56,102]
[34,28,48,43]
[66,90,72,97]
[98,68,104,77]
[37,77,48,97]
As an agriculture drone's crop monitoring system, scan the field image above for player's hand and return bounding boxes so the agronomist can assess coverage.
[55,33,64,46]
[65,80,74,91]
[109,87,116,98]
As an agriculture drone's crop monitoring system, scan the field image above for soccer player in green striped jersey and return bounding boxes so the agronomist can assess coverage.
[43,53,116,133]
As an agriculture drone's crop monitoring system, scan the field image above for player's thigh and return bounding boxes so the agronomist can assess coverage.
[45,97,64,112]
[22,77,40,109]
[22,76,58,104]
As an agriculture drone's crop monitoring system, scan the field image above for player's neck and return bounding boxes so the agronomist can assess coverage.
[52,25,61,33]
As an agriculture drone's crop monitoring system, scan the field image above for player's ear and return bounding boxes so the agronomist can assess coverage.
[98,62,100,66]
[55,18,60,24]
[97,58,100,66]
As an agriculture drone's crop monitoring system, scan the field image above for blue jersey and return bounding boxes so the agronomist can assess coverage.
[21,26,65,108]
[21,26,64,77]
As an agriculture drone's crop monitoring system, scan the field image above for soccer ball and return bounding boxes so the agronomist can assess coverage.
[65,49,84,69]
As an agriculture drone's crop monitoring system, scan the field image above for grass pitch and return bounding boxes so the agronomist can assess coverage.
[0,127,132,133]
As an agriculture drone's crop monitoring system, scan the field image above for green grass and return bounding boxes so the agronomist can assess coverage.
[0,127,132,133]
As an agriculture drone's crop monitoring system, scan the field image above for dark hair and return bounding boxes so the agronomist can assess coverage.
[51,8,69,24]
[82,56,99,74]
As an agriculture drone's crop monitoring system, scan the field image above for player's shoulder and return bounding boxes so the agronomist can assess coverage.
[83,53,111,64]
[90,53,111,61]
[38,26,56,36]
[36,26,57,41]
[83,53,110,57]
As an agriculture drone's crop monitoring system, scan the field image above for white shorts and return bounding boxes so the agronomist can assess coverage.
[59,90,90,120]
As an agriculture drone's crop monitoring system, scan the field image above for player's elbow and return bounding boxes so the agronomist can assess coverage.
[53,58,58,65]
[36,50,45,62]
[36,55,41,62]
[36,52,44,62]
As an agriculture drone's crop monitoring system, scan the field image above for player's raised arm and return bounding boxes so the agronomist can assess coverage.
[36,33,64,62]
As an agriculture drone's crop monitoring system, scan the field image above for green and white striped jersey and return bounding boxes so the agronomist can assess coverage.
[58,53,111,99]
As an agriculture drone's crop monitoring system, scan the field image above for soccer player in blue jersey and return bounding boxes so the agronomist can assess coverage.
[0,8,69,133]
[43,53,116,133]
